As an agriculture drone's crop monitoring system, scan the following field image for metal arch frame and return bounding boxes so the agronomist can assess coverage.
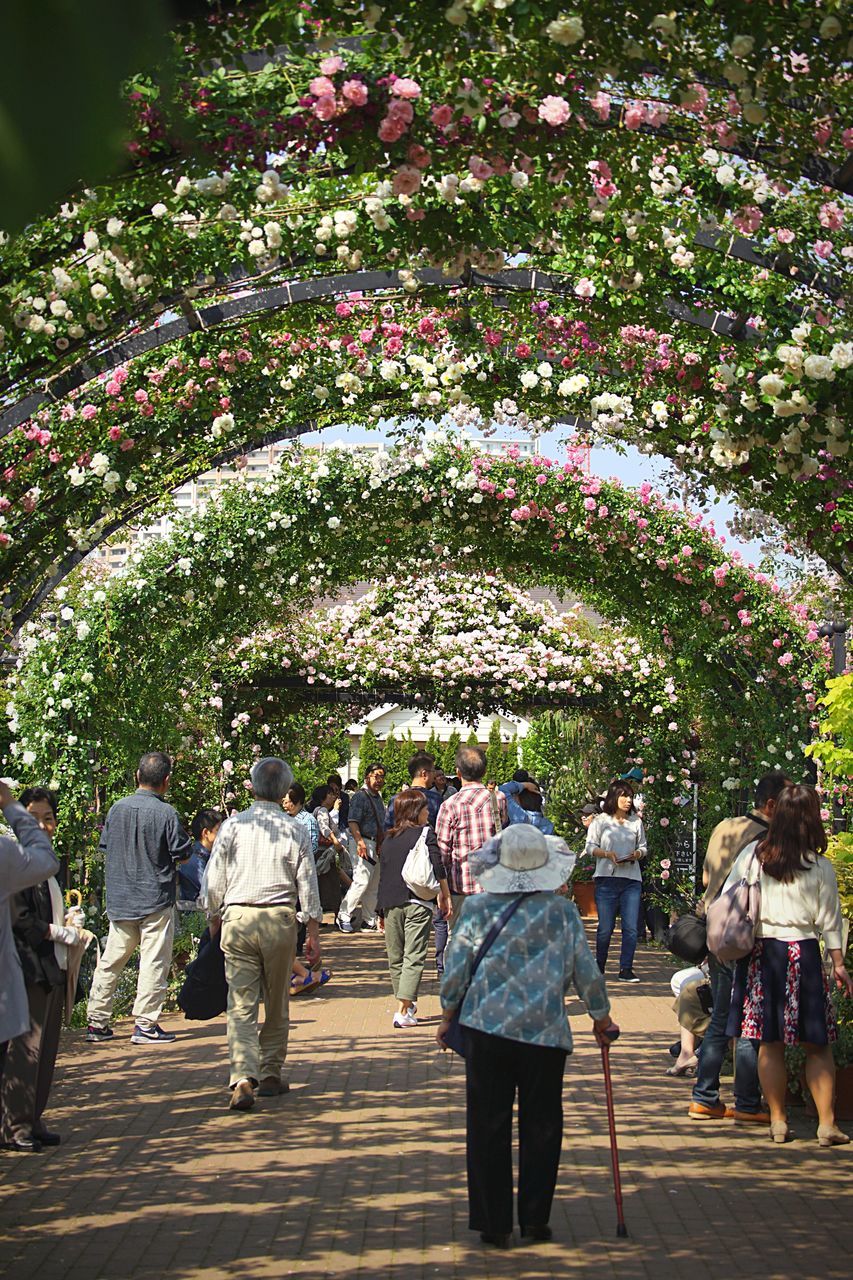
[0,263,763,437]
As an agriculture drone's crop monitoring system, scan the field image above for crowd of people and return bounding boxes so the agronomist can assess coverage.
[0,744,850,1245]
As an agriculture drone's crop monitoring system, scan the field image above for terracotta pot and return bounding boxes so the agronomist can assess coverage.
[572,881,597,919]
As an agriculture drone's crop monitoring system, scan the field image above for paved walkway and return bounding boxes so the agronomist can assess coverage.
[1,927,850,1280]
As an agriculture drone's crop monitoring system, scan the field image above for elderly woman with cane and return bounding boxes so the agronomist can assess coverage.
[437,825,619,1249]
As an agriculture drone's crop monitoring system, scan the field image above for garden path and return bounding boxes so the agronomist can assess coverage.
[0,927,850,1280]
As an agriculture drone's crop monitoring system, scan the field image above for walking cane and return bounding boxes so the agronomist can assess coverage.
[600,1026,628,1238]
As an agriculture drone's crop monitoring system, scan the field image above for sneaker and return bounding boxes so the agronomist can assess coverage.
[86,1024,114,1043]
[361,919,378,931]
[336,917,354,933]
[130,1024,176,1044]
[393,1012,418,1029]
[618,969,640,982]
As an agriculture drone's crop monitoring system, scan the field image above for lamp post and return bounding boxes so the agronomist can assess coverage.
[817,614,849,832]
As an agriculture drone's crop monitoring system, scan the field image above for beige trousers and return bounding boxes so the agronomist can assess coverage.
[220,904,297,1088]
[87,905,175,1030]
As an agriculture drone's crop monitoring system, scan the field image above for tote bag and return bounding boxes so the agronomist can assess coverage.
[401,828,440,901]
[705,851,762,962]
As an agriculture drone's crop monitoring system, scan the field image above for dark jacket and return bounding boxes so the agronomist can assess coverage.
[377,825,444,913]
[384,785,442,831]
[12,880,63,989]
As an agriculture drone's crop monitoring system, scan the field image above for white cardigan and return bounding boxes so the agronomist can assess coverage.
[0,802,60,1042]
[725,841,843,950]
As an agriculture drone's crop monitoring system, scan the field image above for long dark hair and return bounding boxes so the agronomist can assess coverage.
[602,780,635,816]
[757,784,827,883]
[387,788,429,838]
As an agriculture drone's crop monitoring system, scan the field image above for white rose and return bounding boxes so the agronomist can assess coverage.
[819,16,841,38]
[106,217,124,237]
[536,362,553,378]
[730,35,755,58]
[83,230,100,251]
[174,176,192,197]
[212,412,235,434]
[830,342,852,369]
[67,466,87,487]
[151,203,168,218]
[510,169,529,188]
[89,452,110,476]
[758,373,785,397]
[520,370,539,389]
[545,15,585,45]
[803,354,835,381]
[715,165,737,187]
[327,517,341,529]
[76,621,91,640]
[90,283,108,300]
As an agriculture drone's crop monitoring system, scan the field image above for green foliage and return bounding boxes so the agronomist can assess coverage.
[443,730,462,776]
[379,727,408,800]
[522,712,622,840]
[424,728,442,766]
[466,727,480,747]
[358,725,380,785]
[806,674,853,785]
[486,719,505,784]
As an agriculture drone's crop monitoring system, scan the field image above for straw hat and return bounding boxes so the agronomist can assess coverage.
[469,825,576,894]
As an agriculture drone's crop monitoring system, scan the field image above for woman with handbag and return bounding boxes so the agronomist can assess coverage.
[436,825,617,1248]
[377,789,452,1029]
[725,784,853,1146]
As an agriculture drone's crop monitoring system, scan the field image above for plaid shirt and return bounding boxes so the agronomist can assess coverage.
[435,784,507,895]
[205,802,322,921]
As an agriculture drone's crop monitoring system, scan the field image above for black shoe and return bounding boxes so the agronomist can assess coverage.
[33,1131,61,1147]
[480,1233,511,1249]
[618,969,640,982]
[521,1226,553,1242]
[3,1137,43,1153]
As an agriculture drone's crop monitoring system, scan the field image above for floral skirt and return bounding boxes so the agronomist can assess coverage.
[726,938,837,1047]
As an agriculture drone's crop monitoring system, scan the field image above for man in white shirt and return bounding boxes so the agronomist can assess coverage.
[206,758,322,1111]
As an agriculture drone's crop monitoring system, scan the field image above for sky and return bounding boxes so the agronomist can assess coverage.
[294,419,770,569]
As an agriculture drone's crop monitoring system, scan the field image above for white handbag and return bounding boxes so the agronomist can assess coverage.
[401,828,440,900]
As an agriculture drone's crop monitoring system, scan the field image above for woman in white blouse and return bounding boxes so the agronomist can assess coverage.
[585,780,647,982]
[725,784,852,1146]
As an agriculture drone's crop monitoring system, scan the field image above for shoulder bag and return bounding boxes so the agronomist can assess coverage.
[444,893,532,1057]
[402,828,441,900]
[668,816,769,963]
[705,848,762,962]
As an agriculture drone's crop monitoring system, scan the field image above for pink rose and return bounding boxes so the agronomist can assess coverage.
[392,165,421,196]
[342,79,368,106]
[659,817,670,829]
[387,98,414,125]
[309,76,336,98]
[468,155,494,180]
[378,117,406,143]
[80,404,98,420]
[134,389,149,403]
[819,202,844,230]
[108,426,122,441]
[105,380,121,396]
[589,91,610,121]
[733,205,762,234]
[391,77,421,100]
[313,94,337,121]
[776,228,795,245]
[538,95,571,127]
[624,102,646,130]
[407,143,432,168]
[319,55,344,76]
[431,103,453,128]
[813,240,833,259]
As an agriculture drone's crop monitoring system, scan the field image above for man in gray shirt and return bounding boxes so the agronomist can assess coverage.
[86,752,192,1045]
[336,763,386,933]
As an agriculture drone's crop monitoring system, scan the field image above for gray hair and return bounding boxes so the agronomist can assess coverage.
[250,757,293,802]
[455,745,486,782]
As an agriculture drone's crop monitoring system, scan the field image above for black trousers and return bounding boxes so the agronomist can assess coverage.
[465,1028,567,1236]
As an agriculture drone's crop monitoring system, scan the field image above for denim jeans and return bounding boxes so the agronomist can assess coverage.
[434,903,449,974]
[691,955,761,1112]
[594,877,641,973]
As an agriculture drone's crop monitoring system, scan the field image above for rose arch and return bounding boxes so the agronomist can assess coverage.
[1,0,851,628]
[7,440,826,869]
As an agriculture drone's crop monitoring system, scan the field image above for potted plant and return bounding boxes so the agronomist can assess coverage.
[570,854,597,918]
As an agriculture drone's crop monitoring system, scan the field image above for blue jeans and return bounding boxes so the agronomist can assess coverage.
[594,877,641,973]
[692,955,761,1112]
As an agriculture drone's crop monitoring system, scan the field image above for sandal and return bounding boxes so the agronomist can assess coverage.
[665,1062,697,1077]
[291,972,320,997]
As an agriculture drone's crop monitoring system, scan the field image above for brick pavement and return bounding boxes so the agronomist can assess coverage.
[0,925,850,1280]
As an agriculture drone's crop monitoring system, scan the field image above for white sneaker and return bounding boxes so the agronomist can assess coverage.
[393,1011,418,1029]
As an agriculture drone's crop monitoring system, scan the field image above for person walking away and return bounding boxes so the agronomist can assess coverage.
[585,780,647,982]
[436,747,507,921]
[688,770,790,1121]
[0,784,65,1153]
[437,825,617,1247]
[378,789,451,1028]
[86,752,193,1045]
[177,808,223,910]
[385,754,448,975]
[336,764,386,934]
[725,784,853,1146]
[205,758,322,1111]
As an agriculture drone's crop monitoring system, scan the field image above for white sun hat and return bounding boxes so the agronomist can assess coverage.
[469,825,576,894]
